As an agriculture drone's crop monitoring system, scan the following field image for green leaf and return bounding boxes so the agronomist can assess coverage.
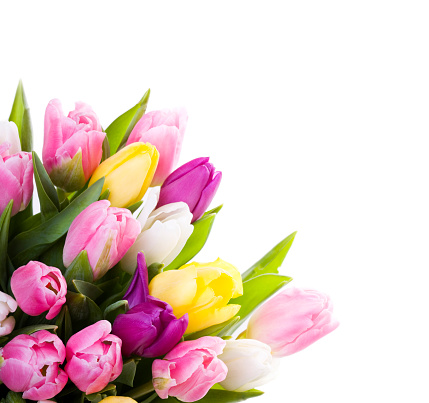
[32,151,60,221]
[164,206,222,271]
[39,236,66,273]
[73,280,103,300]
[104,299,128,323]
[9,324,58,337]
[185,316,240,340]
[9,80,33,152]
[114,358,138,387]
[241,232,296,281]
[85,384,117,401]
[101,135,111,162]
[127,200,143,213]
[106,89,150,153]
[8,178,104,267]
[67,291,103,331]
[64,250,94,286]
[228,274,293,334]
[5,391,26,403]
[0,201,13,292]
[55,304,73,343]
[99,189,110,200]
[148,262,164,282]
[9,200,33,238]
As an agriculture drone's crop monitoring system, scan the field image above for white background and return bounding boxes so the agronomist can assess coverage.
[1,1,428,401]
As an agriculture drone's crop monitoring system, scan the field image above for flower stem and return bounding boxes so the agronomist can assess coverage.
[124,381,155,399]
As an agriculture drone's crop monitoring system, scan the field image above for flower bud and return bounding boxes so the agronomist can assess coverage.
[0,330,68,400]
[113,253,188,357]
[11,261,67,320]
[245,287,339,357]
[0,151,33,217]
[89,142,159,208]
[218,339,277,392]
[127,108,187,186]
[0,120,21,156]
[157,157,221,222]
[122,187,193,273]
[63,200,141,281]
[43,99,106,191]
[65,320,122,394]
[149,258,243,334]
[152,336,227,402]
[0,291,18,336]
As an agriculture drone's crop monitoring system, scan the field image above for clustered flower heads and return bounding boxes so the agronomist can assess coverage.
[0,82,339,402]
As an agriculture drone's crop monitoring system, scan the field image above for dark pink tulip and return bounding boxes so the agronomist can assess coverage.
[65,320,122,394]
[0,330,68,400]
[113,253,188,358]
[43,99,106,191]
[0,151,33,217]
[157,157,221,222]
[11,261,67,320]
[152,336,228,402]
[126,108,187,186]
[63,200,141,281]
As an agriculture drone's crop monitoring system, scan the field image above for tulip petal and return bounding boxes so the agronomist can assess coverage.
[162,157,209,187]
[192,171,222,222]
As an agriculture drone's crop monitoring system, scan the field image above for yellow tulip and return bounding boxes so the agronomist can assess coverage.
[148,258,243,334]
[89,142,159,208]
[99,398,137,403]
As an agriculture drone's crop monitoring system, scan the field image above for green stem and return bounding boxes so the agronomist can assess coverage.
[236,329,247,339]
[124,381,155,399]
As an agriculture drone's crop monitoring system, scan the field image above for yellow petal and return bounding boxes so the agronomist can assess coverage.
[99,398,137,403]
[137,144,159,200]
[213,258,243,298]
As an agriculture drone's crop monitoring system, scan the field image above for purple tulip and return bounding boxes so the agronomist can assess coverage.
[112,253,188,358]
[157,157,222,222]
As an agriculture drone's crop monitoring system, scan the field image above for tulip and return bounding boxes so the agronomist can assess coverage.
[218,339,277,392]
[0,151,33,217]
[43,99,106,191]
[245,287,339,357]
[63,200,141,280]
[122,187,193,273]
[157,157,221,222]
[11,261,67,320]
[65,320,122,394]
[0,120,21,156]
[99,398,138,403]
[149,258,243,334]
[0,330,68,400]
[152,336,227,402]
[0,291,18,336]
[126,108,187,186]
[113,253,188,357]
[89,142,159,208]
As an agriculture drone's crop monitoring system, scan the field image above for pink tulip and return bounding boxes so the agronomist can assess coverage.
[152,336,228,402]
[0,151,33,217]
[245,287,339,357]
[0,120,21,156]
[11,261,67,320]
[0,291,18,336]
[126,108,187,186]
[65,320,122,394]
[0,330,68,400]
[63,200,141,280]
[43,99,106,191]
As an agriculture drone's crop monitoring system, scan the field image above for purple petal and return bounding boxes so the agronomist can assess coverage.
[192,171,222,222]
[162,157,209,187]
[123,252,149,308]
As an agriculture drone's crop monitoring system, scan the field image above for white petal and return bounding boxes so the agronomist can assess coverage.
[137,186,160,228]
[0,121,21,155]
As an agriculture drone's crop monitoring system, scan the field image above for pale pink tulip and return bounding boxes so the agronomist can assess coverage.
[0,151,33,217]
[0,330,68,400]
[245,287,339,357]
[126,108,187,186]
[63,200,141,280]
[0,291,18,336]
[11,261,67,320]
[152,336,227,402]
[43,99,105,191]
[0,120,21,156]
[65,320,122,394]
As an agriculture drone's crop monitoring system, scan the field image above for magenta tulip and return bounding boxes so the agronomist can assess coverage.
[152,336,228,402]
[157,157,221,222]
[0,330,68,400]
[0,151,33,217]
[245,287,339,357]
[43,99,106,191]
[126,108,187,186]
[63,200,141,280]
[65,320,122,394]
[11,261,67,320]
[113,253,188,357]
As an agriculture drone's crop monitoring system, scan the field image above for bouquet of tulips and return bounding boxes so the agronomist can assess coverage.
[0,82,339,403]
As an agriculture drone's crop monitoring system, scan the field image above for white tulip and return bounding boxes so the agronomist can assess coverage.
[0,121,21,156]
[122,187,194,273]
[0,291,18,336]
[219,339,278,392]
